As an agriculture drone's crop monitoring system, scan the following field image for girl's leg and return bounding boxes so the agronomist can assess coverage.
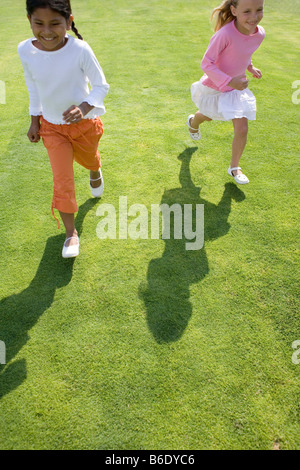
[73,118,104,190]
[231,118,248,176]
[189,111,212,133]
[41,126,79,244]
[59,212,78,247]
[49,146,78,244]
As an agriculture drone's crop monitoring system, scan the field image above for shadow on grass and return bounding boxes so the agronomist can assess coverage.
[139,147,245,343]
[0,198,98,400]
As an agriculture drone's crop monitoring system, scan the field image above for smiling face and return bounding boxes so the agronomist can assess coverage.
[231,0,264,35]
[28,7,73,51]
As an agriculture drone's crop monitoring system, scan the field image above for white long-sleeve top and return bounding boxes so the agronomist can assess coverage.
[18,35,109,124]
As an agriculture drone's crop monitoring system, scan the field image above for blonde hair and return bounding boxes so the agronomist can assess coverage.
[211,0,239,32]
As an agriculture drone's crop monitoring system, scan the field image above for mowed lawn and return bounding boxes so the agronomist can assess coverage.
[0,0,299,450]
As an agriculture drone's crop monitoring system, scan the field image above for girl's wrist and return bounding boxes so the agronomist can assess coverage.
[78,102,94,116]
[31,115,41,125]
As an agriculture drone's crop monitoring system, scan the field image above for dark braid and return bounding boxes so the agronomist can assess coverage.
[26,0,83,40]
[71,21,83,40]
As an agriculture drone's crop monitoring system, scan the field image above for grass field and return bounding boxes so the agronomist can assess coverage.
[0,0,299,450]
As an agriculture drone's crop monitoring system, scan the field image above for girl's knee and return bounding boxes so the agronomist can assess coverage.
[198,112,212,122]
[234,119,248,137]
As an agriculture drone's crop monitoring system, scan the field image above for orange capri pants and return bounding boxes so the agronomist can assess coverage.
[40,116,103,227]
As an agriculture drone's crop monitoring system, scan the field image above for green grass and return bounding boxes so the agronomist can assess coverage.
[0,0,299,450]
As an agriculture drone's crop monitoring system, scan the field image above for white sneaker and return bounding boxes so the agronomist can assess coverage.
[186,114,201,141]
[90,169,104,198]
[228,167,249,185]
[62,236,79,258]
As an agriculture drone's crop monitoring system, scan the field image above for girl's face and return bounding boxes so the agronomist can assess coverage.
[231,0,264,35]
[28,7,73,51]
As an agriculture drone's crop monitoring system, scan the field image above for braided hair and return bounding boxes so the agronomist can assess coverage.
[26,0,83,40]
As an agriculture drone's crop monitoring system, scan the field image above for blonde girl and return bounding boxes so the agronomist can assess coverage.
[187,0,265,184]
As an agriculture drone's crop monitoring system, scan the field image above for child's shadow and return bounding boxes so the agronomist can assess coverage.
[139,147,245,343]
[0,198,98,400]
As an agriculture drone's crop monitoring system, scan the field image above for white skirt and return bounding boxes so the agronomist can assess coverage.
[191,77,256,121]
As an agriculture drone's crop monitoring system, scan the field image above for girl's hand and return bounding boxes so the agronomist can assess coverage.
[248,66,262,79]
[27,122,41,143]
[228,75,249,91]
[62,105,84,124]
[62,102,94,124]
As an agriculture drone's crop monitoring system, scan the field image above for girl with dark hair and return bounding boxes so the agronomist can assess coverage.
[18,0,109,258]
[26,0,83,39]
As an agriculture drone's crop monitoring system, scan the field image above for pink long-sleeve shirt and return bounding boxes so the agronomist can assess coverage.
[201,20,265,92]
